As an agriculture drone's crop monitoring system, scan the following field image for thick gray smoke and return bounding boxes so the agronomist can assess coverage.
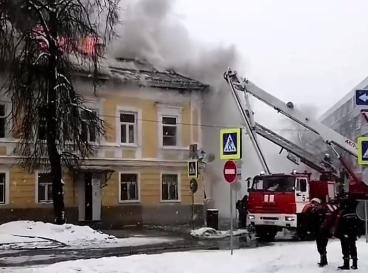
[108,0,240,86]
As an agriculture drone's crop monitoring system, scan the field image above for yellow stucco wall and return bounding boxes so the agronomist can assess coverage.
[1,89,204,208]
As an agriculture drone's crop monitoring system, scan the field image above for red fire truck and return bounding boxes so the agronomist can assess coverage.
[224,69,368,241]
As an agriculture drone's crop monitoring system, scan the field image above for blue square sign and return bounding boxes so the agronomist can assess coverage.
[358,137,368,165]
[355,90,368,106]
[220,128,242,160]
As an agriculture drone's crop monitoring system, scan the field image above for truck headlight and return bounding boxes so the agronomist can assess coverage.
[285,216,294,221]
[248,215,255,220]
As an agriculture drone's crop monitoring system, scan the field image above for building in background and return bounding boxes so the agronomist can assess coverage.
[0,58,208,228]
[314,76,368,173]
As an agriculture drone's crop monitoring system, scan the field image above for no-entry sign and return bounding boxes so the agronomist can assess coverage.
[223,160,237,183]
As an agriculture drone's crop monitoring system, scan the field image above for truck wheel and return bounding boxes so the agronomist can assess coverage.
[255,226,277,242]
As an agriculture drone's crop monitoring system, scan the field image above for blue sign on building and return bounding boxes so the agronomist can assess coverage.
[355,90,368,106]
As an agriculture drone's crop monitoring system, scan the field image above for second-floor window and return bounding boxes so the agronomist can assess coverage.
[0,173,6,204]
[120,112,136,144]
[37,173,53,203]
[162,116,177,146]
[81,109,97,142]
[0,104,5,138]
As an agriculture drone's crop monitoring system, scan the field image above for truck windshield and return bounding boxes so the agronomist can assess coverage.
[251,176,295,192]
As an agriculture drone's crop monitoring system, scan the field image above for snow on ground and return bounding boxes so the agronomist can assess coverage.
[0,221,178,249]
[190,227,248,239]
[5,239,368,273]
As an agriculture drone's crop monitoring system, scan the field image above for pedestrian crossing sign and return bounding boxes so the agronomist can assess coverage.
[188,160,199,178]
[220,128,242,160]
[358,137,368,165]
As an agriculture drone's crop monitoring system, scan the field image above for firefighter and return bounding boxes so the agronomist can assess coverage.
[310,197,330,267]
[236,195,248,229]
[334,197,359,270]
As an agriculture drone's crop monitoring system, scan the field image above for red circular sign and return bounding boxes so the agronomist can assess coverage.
[223,160,237,183]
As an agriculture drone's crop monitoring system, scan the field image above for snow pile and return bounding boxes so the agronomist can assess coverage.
[0,221,178,249]
[7,239,368,273]
[190,227,248,239]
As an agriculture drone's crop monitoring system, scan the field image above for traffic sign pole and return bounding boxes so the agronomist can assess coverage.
[223,160,237,255]
[230,185,233,255]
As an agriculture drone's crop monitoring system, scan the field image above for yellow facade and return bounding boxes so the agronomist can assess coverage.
[0,78,206,226]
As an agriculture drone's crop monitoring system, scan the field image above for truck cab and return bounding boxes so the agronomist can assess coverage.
[247,172,310,240]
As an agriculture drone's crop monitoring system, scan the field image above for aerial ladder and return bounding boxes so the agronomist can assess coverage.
[223,68,361,187]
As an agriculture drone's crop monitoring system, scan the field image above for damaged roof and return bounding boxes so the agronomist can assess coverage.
[77,56,209,91]
[107,58,209,91]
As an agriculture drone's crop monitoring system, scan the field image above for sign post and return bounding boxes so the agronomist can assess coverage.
[223,160,238,255]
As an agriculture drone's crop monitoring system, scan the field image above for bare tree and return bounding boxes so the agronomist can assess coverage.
[0,0,119,224]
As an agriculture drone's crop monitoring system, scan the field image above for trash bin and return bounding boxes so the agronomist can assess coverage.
[207,209,219,230]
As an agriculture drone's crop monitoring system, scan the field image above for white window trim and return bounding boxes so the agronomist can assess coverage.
[0,101,12,141]
[116,106,142,148]
[80,108,100,144]
[160,171,181,203]
[157,104,183,149]
[118,171,141,203]
[0,170,10,205]
[35,171,53,204]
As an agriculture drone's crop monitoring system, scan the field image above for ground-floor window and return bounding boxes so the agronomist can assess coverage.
[37,173,53,203]
[119,173,139,202]
[0,173,5,204]
[161,173,179,201]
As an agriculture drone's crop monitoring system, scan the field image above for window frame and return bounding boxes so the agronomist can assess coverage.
[161,115,178,147]
[160,171,181,203]
[0,103,6,139]
[0,170,9,205]
[80,108,99,143]
[119,111,137,145]
[157,105,183,148]
[118,171,140,203]
[35,171,54,204]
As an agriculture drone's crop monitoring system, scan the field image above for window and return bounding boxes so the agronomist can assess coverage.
[37,173,53,203]
[0,104,5,138]
[119,173,139,202]
[120,112,136,144]
[0,173,6,204]
[161,173,179,201]
[162,116,177,146]
[298,179,307,192]
[81,109,97,142]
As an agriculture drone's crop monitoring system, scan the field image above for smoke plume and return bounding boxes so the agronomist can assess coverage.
[108,0,241,85]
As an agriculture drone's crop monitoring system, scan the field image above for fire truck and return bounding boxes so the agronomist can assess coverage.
[223,69,368,241]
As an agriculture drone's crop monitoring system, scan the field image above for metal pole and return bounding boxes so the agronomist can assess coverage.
[365,200,368,243]
[192,193,195,230]
[230,185,234,255]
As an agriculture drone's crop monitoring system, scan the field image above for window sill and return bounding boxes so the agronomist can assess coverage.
[160,200,181,203]
[160,146,186,150]
[118,200,140,204]
[37,202,53,205]
[119,143,138,148]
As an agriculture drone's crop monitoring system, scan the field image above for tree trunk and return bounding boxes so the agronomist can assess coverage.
[46,4,66,225]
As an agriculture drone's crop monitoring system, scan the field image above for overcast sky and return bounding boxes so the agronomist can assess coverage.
[174,0,368,114]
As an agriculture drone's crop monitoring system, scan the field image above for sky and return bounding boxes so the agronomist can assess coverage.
[173,0,368,115]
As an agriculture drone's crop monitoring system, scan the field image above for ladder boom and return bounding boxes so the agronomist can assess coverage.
[225,69,358,157]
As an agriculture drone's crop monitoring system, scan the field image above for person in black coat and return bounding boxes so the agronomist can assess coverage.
[310,198,330,267]
[236,195,248,229]
[334,197,359,270]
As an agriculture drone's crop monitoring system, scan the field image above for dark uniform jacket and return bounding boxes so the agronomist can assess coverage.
[310,203,330,235]
[334,199,359,239]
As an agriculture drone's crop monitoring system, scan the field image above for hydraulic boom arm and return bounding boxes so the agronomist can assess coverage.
[224,69,358,158]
